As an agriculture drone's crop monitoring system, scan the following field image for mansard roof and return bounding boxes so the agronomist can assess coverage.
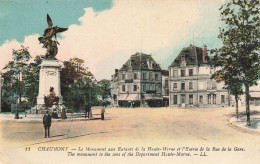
[169,45,209,67]
[120,52,161,71]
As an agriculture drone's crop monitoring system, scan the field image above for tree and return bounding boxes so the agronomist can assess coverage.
[23,55,42,105]
[61,57,87,96]
[2,46,42,112]
[97,79,111,106]
[211,69,243,121]
[2,46,31,111]
[61,58,99,112]
[212,0,260,126]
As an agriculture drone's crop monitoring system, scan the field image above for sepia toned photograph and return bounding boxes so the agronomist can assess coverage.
[0,0,259,163]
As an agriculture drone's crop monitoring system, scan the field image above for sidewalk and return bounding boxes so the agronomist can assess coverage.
[228,109,260,133]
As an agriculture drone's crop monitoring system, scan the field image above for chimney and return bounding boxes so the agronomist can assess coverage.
[203,45,207,64]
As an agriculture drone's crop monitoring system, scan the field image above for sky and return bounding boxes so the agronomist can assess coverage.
[0,0,225,80]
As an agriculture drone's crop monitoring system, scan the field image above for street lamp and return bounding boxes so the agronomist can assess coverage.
[83,75,96,119]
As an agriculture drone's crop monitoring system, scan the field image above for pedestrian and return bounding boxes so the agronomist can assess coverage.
[43,110,52,138]
[101,107,105,120]
[165,101,168,108]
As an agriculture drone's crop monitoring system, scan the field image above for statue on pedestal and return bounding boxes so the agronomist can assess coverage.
[44,87,59,108]
[38,14,68,59]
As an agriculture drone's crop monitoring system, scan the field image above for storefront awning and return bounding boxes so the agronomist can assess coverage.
[118,94,128,100]
[125,94,139,101]
[144,95,163,100]
[250,93,260,98]
[118,94,139,101]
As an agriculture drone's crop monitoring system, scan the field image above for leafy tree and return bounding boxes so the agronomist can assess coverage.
[97,79,111,106]
[23,55,42,105]
[2,46,31,111]
[61,58,99,112]
[61,57,87,96]
[211,69,243,121]
[212,0,260,126]
[2,46,42,112]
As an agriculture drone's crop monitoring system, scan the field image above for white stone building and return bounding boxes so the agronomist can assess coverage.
[168,45,230,108]
[111,53,163,107]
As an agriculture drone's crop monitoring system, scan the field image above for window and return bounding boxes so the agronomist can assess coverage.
[181,83,185,90]
[181,54,185,61]
[151,84,155,91]
[127,84,131,92]
[173,70,178,78]
[208,94,211,104]
[181,70,185,77]
[155,74,158,81]
[122,85,125,92]
[189,82,193,89]
[189,95,193,104]
[134,73,137,79]
[134,85,137,91]
[221,95,225,103]
[173,83,177,90]
[181,95,185,103]
[122,74,125,80]
[213,94,216,104]
[142,73,146,80]
[149,72,152,80]
[174,95,178,105]
[156,84,160,92]
[147,84,150,91]
[143,84,146,92]
[199,95,203,103]
[165,79,169,88]
[189,69,193,76]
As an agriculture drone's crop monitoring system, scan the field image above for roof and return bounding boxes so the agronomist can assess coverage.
[120,52,161,71]
[169,45,209,67]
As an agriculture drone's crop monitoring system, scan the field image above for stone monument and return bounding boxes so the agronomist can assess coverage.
[36,14,67,115]
[37,60,62,106]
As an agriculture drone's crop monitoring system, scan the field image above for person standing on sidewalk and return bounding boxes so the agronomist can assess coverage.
[101,107,105,120]
[43,110,52,138]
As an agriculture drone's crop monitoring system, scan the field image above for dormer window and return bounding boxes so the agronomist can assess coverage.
[147,59,153,69]
[181,54,185,61]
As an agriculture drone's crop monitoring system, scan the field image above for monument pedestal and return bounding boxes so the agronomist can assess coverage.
[37,60,63,113]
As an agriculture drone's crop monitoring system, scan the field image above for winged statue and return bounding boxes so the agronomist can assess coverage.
[38,14,68,59]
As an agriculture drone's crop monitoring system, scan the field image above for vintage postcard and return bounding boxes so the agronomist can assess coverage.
[0,0,259,163]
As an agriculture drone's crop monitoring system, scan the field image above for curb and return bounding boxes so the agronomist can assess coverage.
[228,116,260,134]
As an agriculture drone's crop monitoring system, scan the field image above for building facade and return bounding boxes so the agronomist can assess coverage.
[162,70,169,106]
[111,53,163,107]
[168,45,230,108]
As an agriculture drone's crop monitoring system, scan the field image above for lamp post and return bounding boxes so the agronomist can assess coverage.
[84,76,96,119]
